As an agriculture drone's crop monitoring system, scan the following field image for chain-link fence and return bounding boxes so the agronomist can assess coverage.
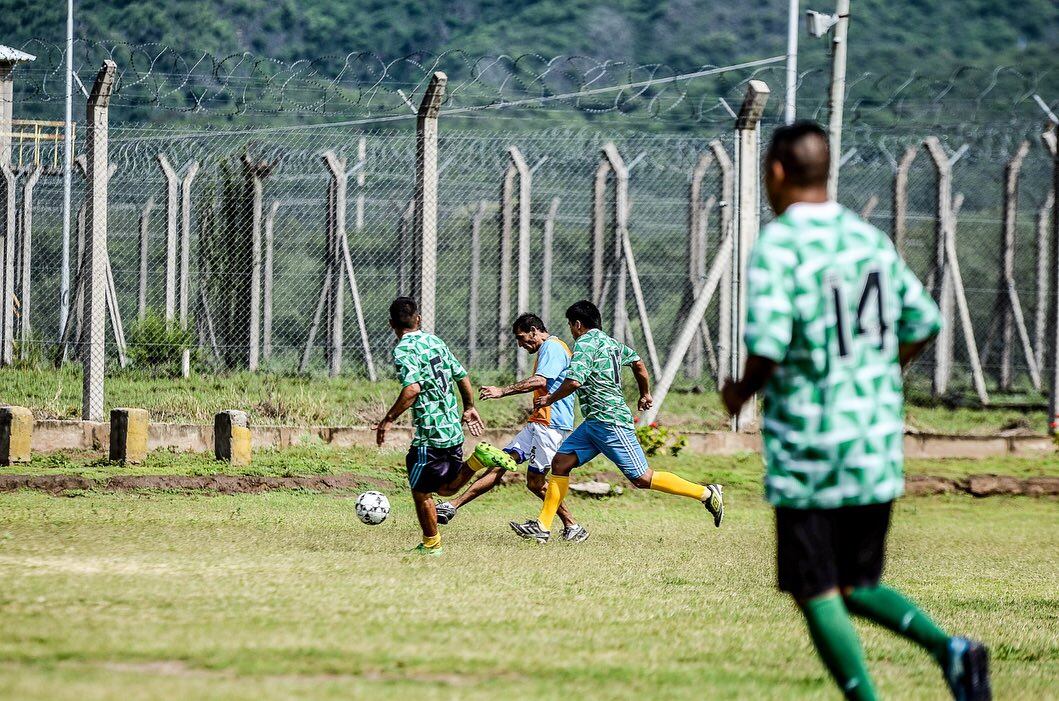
[1,48,1057,425]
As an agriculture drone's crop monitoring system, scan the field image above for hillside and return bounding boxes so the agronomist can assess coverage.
[3,0,1055,88]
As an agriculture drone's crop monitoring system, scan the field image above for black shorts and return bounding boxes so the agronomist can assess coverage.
[775,502,893,601]
[406,445,464,494]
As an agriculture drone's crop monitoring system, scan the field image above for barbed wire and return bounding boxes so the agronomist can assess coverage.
[11,38,1057,128]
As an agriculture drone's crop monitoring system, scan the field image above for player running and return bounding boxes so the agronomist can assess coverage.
[435,313,589,542]
[721,121,991,700]
[376,297,516,556]
[510,300,723,543]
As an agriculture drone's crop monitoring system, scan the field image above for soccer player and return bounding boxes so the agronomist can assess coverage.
[435,312,589,542]
[721,121,990,700]
[509,300,724,543]
[376,297,516,556]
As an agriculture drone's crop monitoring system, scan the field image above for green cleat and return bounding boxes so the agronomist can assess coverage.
[473,442,518,471]
[410,543,444,556]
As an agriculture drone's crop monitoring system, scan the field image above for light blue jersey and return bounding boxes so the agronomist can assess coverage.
[529,336,575,431]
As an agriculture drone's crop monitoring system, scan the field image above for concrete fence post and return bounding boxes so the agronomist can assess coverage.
[509,146,532,376]
[137,196,155,321]
[892,146,918,256]
[262,200,280,361]
[1042,128,1059,433]
[997,141,1029,390]
[1036,190,1054,374]
[82,60,116,422]
[498,161,516,370]
[356,136,366,231]
[468,200,487,367]
[412,72,446,334]
[0,405,33,465]
[541,196,559,328]
[17,165,42,358]
[323,152,346,377]
[590,160,611,304]
[155,154,179,323]
[923,138,956,396]
[0,163,15,365]
[214,409,251,466]
[241,154,276,372]
[731,80,770,431]
[109,407,148,465]
[179,161,199,377]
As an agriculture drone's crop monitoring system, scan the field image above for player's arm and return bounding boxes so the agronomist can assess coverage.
[722,355,777,416]
[894,257,942,371]
[479,374,547,400]
[629,358,653,411]
[376,383,420,446]
[456,375,485,436]
[534,377,580,409]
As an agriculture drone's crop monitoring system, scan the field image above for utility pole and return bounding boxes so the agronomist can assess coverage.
[826,0,850,199]
[785,0,799,124]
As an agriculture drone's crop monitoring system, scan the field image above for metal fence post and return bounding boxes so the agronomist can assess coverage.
[1042,128,1059,433]
[17,164,42,358]
[155,154,179,323]
[412,72,446,334]
[731,80,770,431]
[82,60,116,422]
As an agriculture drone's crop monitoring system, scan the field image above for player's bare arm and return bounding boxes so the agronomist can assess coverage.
[457,376,485,436]
[534,377,581,409]
[899,337,935,370]
[721,355,777,416]
[377,382,421,446]
[629,359,653,411]
[479,374,547,400]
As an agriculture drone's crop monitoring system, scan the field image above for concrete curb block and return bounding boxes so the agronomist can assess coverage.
[24,419,1055,459]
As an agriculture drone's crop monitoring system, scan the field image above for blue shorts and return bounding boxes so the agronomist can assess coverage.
[556,419,649,481]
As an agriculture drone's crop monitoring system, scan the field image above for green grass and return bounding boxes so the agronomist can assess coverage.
[0,463,1055,700]
[0,365,1049,435]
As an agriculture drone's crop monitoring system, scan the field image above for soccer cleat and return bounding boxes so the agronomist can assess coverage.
[561,524,590,543]
[474,442,518,471]
[942,637,991,701]
[410,543,444,556]
[702,484,724,527]
[435,501,457,525]
[509,519,551,543]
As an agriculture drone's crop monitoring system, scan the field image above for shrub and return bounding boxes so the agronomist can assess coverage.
[127,311,194,372]
[635,421,688,457]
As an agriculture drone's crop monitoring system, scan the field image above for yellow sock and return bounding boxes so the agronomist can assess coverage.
[423,533,442,549]
[467,453,485,472]
[650,471,707,500]
[537,475,569,530]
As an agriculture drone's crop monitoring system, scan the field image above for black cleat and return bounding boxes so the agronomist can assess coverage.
[943,637,991,701]
[435,501,456,525]
[509,519,550,543]
[562,524,590,543]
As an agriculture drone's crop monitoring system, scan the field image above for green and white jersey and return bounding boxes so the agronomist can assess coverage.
[745,202,942,509]
[392,331,468,448]
[566,328,641,427]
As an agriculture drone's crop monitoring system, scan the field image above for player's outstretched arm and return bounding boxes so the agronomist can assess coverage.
[629,359,653,411]
[721,355,777,416]
[479,375,547,400]
[457,376,485,436]
[376,383,420,446]
[534,377,581,409]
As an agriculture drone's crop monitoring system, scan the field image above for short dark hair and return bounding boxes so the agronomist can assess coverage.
[389,297,418,329]
[766,121,830,187]
[512,312,546,335]
[565,300,602,330]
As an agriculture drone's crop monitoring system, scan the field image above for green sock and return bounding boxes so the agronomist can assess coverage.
[801,595,878,701]
[845,585,950,661]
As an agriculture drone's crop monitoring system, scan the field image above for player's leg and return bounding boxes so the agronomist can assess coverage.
[524,426,585,539]
[836,503,991,700]
[599,423,724,527]
[406,446,444,554]
[510,424,597,542]
[777,507,878,700]
[438,430,532,523]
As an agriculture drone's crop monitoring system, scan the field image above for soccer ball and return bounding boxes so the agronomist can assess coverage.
[355,491,390,525]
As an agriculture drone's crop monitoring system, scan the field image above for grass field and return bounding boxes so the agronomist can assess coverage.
[0,449,1056,700]
[0,364,1049,435]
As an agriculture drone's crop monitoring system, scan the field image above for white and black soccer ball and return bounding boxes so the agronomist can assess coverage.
[355,491,390,525]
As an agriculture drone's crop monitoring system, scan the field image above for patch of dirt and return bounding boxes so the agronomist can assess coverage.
[0,473,388,495]
[905,474,1059,497]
